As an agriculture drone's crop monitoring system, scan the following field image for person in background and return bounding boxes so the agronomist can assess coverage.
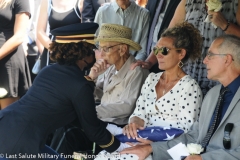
[24,0,41,83]
[0,23,129,157]
[94,0,150,60]
[132,0,240,96]
[37,0,82,69]
[0,0,31,109]
[82,0,112,23]
[135,0,148,7]
[145,0,181,73]
[79,0,84,12]
[86,23,149,127]
[36,0,84,150]
[122,34,240,160]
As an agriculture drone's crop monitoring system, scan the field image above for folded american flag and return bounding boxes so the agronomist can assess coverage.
[115,126,184,142]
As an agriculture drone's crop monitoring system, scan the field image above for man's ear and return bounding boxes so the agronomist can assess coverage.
[120,44,127,56]
[225,54,234,65]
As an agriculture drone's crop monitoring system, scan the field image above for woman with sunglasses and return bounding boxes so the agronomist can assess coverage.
[124,22,203,139]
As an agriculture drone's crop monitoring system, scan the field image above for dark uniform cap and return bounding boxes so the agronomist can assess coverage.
[50,23,99,44]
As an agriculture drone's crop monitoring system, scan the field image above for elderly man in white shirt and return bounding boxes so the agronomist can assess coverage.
[94,0,150,61]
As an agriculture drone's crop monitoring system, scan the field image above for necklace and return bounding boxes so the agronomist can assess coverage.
[161,72,182,95]
[162,80,174,95]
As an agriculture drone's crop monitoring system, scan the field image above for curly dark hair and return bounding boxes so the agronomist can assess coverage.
[49,41,96,65]
[161,22,203,63]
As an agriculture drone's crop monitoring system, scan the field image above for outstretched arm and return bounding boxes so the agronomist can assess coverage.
[36,0,52,50]
[134,10,150,61]
[130,51,157,70]
[73,84,120,152]
[208,0,240,37]
[168,0,186,28]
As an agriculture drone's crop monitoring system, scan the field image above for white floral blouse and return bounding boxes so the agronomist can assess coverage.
[130,72,203,132]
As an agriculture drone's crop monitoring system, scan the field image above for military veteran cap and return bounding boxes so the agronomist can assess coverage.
[50,23,99,44]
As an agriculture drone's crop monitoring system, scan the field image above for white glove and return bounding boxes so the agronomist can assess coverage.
[0,88,8,98]
[106,123,123,135]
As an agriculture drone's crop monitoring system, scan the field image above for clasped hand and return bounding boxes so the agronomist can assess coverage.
[208,10,228,30]
[120,138,153,160]
[123,116,146,139]
[89,59,110,80]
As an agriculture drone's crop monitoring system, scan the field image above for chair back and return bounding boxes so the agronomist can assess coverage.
[41,145,66,160]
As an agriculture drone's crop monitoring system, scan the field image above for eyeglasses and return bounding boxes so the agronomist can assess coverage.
[95,43,123,53]
[153,47,182,56]
[206,52,234,61]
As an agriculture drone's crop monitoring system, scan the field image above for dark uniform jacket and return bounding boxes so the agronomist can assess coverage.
[0,63,120,158]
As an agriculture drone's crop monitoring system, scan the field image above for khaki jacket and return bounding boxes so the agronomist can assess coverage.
[95,55,149,125]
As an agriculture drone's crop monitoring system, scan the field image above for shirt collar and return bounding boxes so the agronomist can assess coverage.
[223,75,240,94]
[112,54,135,79]
[112,1,135,14]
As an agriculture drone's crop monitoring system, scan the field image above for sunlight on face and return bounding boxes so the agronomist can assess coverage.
[155,37,182,71]
[98,42,121,65]
[203,39,226,81]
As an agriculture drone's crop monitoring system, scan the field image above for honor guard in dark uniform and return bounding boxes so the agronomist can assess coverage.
[0,23,120,159]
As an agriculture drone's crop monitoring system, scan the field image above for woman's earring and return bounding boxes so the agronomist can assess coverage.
[178,61,184,68]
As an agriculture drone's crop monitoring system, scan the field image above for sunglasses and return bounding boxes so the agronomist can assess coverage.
[153,47,182,56]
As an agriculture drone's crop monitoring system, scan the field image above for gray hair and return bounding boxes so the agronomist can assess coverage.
[216,35,240,69]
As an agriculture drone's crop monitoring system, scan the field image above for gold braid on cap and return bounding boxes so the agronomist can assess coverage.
[99,134,114,148]
[55,34,95,44]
